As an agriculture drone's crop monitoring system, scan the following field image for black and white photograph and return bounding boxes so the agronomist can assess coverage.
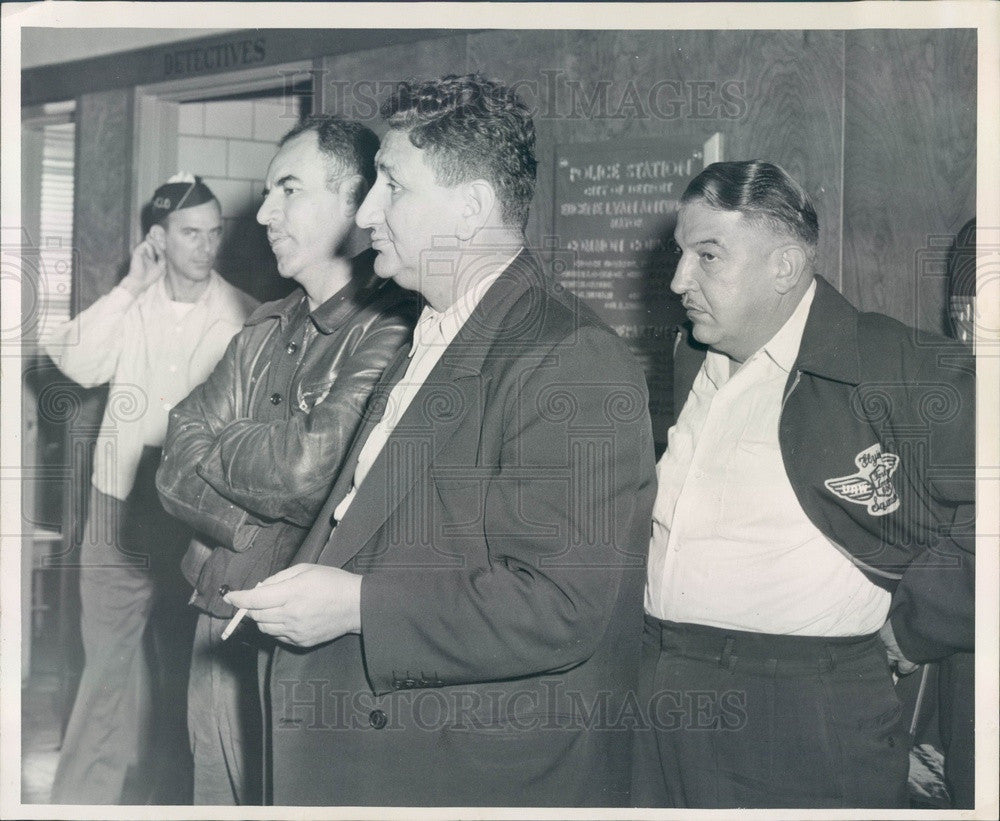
[1,1,997,818]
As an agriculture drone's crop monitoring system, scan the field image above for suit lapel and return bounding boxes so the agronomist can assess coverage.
[317,250,544,569]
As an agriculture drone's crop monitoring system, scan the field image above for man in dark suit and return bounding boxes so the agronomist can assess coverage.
[225,73,657,807]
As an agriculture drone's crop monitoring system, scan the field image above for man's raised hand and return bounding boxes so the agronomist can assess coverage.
[120,236,166,297]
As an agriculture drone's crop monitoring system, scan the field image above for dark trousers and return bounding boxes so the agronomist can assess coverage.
[939,651,975,808]
[632,615,910,808]
[50,449,196,804]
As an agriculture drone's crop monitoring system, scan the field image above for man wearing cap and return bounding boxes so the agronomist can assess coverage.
[156,116,418,805]
[45,174,257,803]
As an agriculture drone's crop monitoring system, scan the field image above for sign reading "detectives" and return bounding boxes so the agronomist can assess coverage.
[163,37,266,77]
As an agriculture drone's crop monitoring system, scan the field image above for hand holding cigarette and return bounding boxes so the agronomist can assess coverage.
[222,564,362,648]
[220,581,262,640]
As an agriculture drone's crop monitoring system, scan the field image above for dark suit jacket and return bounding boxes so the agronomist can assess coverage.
[266,250,657,806]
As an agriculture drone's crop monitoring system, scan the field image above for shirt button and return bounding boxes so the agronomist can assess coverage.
[270,393,282,405]
[286,341,298,354]
[369,709,388,730]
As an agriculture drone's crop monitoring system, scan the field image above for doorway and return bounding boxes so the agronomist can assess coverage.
[133,61,316,302]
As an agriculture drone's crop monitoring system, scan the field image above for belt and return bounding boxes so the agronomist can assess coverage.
[644,614,883,676]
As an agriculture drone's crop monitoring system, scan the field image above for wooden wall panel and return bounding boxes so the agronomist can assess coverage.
[316,28,976,338]
[467,30,846,282]
[318,34,471,128]
[843,29,976,334]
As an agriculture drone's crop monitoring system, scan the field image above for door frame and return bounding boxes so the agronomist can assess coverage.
[130,58,317,246]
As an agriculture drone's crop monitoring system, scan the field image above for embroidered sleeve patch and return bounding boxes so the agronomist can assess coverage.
[824,444,900,516]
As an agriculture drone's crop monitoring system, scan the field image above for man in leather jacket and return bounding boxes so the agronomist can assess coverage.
[156,116,419,805]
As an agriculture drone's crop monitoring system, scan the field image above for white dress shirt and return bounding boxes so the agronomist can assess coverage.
[45,272,250,499]
[645,281,890,636]
[333,259,514,522]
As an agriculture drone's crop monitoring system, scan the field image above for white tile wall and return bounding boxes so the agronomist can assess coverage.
[227,139,277,180]
[203,100,254,139]
[177,135,227,178]
[253,99,296,143]
[176,97,298,250]
[177,102,204,136]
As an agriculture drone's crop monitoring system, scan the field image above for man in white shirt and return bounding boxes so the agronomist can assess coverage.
[45,175,256,803]
[224,74,656,806]
[632,161,974,808]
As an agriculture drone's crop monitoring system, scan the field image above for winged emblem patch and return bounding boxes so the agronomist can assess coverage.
[824,444,900,516]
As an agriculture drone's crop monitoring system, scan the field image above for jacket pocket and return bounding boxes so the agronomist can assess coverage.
[297,379,334,412]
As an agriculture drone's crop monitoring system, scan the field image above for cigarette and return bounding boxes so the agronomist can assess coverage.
[220,607,248,641]
[220,581,262,641]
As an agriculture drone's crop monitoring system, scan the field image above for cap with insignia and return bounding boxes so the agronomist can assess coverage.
[149,172,217,226]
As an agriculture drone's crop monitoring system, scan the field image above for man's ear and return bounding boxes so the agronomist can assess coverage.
[339,175,367,217]
[772,243,809,295]
[148,223,167,251]
[455,179,497,241]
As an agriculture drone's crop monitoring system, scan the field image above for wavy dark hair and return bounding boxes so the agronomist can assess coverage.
[381,74,537,230]
[682,160,819,251]
[281,115,380,195]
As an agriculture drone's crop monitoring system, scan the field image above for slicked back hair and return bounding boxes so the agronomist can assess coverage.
[280,115,380,197]
[381,74,537,230]
[681,161,819,252]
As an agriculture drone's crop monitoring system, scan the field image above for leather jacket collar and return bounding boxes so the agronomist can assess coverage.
[244,248,390,335]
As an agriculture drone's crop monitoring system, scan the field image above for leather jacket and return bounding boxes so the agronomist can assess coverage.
[157,252,420,617]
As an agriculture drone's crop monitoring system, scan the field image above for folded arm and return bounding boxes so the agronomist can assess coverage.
[194,314,414,528]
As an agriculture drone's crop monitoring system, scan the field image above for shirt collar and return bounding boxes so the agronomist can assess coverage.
[246,250,381,333]
[309,250,383,334]
[309,276,359,334]
[760,279,816,373]
[702,279,817,387]
[409,248,522,356]
[155,269,218,309]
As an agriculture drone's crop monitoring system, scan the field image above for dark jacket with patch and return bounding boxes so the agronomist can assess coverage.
[673,275,974,663]
[156,251,420,617]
